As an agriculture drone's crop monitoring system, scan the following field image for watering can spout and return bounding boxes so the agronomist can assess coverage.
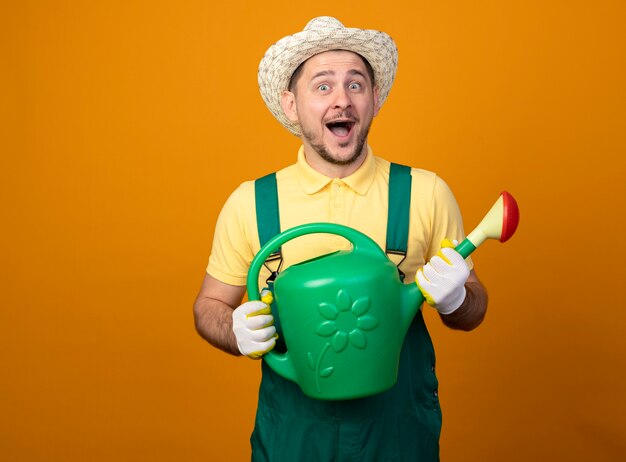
[447,191,520,260]
[465,191,519,250]
[401,191,521,330]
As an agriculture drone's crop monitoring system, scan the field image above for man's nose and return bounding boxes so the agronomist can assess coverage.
[332,86,352,109]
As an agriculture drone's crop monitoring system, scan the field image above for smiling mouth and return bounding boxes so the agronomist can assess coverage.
[326,120,355,138]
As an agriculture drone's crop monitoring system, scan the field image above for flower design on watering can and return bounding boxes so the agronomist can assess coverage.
[307,289,380,393]
[316,289,379,352]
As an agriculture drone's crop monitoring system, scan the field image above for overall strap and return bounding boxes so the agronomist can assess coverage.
[386,163,412,279]
[254,172,285,350]
[255,172,282,264]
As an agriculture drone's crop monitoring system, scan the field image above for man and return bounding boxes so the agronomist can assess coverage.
[194,17,488,461]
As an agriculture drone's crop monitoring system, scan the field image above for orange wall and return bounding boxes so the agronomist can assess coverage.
[2,1,625,460]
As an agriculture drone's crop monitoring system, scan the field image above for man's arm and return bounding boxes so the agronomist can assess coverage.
[438,270,488,331]
[193,274,246,356]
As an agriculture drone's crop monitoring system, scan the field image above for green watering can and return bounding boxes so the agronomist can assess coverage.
[247,192,519,400]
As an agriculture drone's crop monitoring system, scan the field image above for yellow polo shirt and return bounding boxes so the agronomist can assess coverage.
[207,146,472,288]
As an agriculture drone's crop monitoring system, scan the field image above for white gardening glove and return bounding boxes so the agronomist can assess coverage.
[416,239,470,315]
[232,291,277,359]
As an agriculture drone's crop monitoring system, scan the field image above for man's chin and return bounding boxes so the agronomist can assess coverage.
[303,127,369,166]
[320,147,364,166]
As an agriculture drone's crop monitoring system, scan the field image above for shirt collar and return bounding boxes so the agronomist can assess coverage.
[296,145,376,196]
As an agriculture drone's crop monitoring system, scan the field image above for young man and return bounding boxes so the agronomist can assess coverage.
[194,17,487,461]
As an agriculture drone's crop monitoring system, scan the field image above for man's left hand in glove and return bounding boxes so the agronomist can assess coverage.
[416,239,470,315]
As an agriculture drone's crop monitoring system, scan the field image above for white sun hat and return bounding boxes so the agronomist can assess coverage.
[258,16,399,136]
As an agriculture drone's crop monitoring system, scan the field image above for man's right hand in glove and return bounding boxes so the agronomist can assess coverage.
[232,294,277,359]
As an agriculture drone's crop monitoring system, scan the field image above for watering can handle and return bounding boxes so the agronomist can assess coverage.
[247,222,385,300]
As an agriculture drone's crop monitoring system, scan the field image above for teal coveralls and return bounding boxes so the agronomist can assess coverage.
[251,164,442,461]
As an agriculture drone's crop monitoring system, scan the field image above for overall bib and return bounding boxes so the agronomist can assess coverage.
[251,164,442,462]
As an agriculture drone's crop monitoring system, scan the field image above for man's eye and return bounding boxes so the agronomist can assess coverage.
[318,84,330,91]
[349,82,361,90]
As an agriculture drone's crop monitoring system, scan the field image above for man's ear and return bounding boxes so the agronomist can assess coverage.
[281,90,299,123]
[373,85,381,117]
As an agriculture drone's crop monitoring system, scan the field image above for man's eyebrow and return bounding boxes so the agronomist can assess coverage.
[348,69,367,79]
[311,70,334,80]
